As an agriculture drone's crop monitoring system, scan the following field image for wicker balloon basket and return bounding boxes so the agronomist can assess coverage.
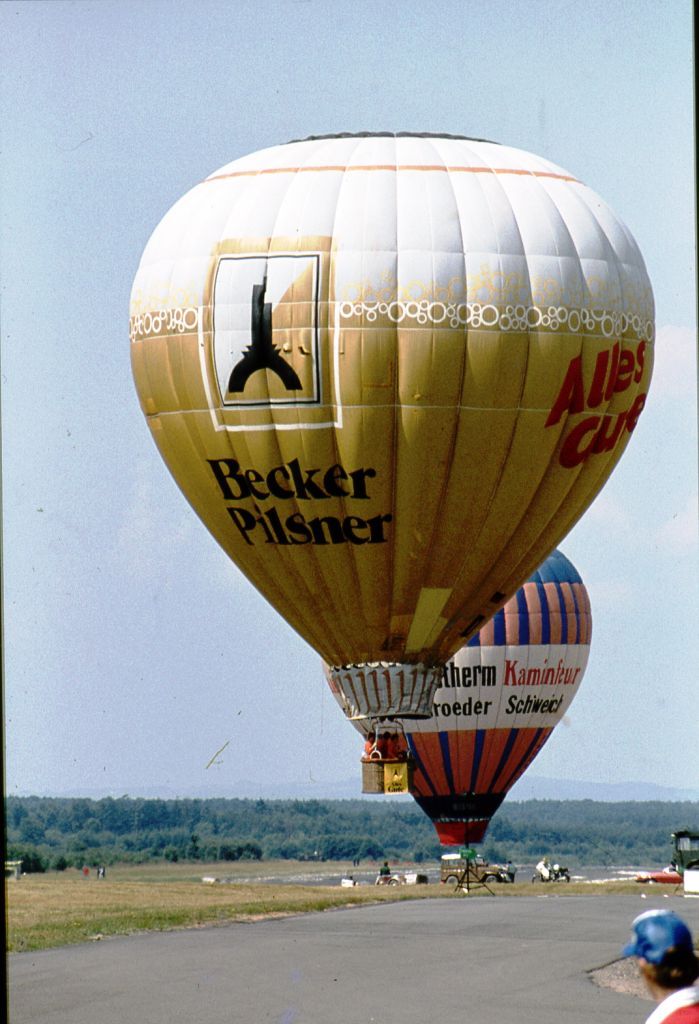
[361,759,414,794]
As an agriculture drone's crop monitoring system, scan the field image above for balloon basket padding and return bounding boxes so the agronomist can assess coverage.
[361,759,414,794]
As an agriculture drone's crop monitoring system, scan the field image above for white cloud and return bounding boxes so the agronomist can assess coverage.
[580,488,633,533]
[116,454,265,603]
[585,578,635,608]
[650,325,697,400]
[655,493,699,553]
[116,456,200,583]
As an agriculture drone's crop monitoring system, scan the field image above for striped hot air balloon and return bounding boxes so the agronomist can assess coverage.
[326,548,591,844]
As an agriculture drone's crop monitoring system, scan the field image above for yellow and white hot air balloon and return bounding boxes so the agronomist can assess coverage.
[130,132,653,722]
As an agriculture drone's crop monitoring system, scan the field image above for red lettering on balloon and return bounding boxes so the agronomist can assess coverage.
[544,355,585,427]
[546,340,649,468]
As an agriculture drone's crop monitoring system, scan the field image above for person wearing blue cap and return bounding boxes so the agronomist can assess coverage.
[623,910,699,1023]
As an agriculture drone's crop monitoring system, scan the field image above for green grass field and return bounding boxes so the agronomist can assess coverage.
[6,861,642,952]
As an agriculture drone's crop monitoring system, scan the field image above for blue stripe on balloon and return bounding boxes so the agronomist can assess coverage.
[489,729,520,791]
[554,582,568,640]
[493,608,506,646]
[406,736,437,797]
[530,548,582,585]
[469,730,486,792]
[500,728,546,792]
[537,583,551,644]
[572,586,581,644]
[516,586,530,645]
[439,731,455,793]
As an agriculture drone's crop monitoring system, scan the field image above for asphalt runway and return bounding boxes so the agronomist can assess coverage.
[9,893,699,1024]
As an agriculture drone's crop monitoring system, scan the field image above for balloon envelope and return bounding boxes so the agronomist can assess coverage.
[130,133,648,717]
[408,548,591,843]
[326,548,592,844]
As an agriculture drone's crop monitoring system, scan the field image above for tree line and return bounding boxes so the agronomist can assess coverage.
[5,795,697,873]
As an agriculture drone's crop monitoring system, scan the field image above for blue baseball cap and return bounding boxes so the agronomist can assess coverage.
[623,910,694,964]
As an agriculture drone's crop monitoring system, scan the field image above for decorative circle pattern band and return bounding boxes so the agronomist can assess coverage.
[338,300,654,340]
[129,302,654,344]
[129,307,200,342]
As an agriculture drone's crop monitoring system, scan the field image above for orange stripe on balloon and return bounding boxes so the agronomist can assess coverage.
[524,584,543,644]
[474,729,513,792]
[543,583,563,644]
[479,617,495,646]
[503,603,521,645]
[447,732,478,792]
[560,583,578,644]
[505,729,553,788]
[409,734,451,796]
[490,729,542,790]
[410,760,433,795]
[573,583,592,644]
[205,165,580,184]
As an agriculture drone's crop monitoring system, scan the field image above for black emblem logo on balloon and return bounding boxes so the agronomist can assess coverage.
[228,275,302,393]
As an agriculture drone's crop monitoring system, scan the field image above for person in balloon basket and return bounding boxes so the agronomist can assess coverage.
[361,732,377,762]
[623,910,699,1023]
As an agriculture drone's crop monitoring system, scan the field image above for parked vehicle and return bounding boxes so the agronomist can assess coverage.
[532,858,570,883]
[635,831,699,885]
[440,853,515,885]
[374,868,429,884]
[375,871,406,886]
[635,866,682,885]
[672,830,699,874]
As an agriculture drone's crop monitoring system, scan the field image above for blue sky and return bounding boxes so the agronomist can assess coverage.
[2,0,696,800]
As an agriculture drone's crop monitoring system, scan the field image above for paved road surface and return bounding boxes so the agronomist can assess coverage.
[9,893,699,1024]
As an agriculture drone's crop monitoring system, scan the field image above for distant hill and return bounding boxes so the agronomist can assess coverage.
[508,776,699,803]
[9,775,699,803]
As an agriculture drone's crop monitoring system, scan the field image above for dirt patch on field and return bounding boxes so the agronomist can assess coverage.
[589,958,651,1000]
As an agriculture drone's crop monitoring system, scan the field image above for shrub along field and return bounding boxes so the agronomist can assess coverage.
[6,795,698,871]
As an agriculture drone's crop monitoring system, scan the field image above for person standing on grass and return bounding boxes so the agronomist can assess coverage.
[623,909,699,1023]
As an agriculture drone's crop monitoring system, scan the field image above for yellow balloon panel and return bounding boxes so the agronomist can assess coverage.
[130,134,653,677]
